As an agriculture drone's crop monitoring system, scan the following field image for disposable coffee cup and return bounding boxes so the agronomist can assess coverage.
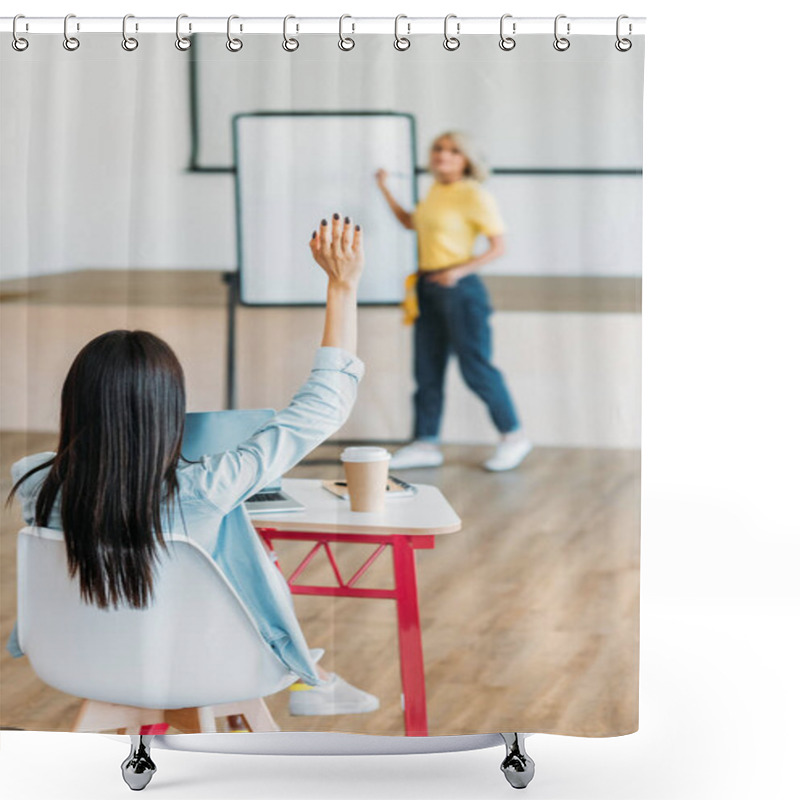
[340,447,391,512]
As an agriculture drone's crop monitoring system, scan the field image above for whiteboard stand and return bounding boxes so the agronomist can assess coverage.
[223,271,239,409]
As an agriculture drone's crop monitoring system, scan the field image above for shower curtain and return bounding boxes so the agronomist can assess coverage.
[1,20,644,741]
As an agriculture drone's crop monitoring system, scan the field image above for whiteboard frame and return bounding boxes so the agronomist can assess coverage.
[232,111,418,307]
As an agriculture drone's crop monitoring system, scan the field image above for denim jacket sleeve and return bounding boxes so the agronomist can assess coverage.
[186,347,364,515]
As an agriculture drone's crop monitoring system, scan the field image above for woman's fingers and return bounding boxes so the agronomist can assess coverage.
[318,217,330,250]
[341,216,354,251]
[310,214,362,282]
[309,218,331,271]
[331,213,343,258]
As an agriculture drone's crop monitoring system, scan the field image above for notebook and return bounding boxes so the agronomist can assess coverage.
[321,475,418,501]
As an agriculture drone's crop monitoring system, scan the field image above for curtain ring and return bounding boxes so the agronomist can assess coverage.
[499,14,516,51]
[553,14,570,51]
[175,14,191,51]
[282,15,299,51]
[226,15,243,52]
[339,14,355,51]
[121,14,138,51]
[443,14,460,51]
[63,13,80,51]
[394,14,410,51]
[12,14,29,52]
[615,15,632,52]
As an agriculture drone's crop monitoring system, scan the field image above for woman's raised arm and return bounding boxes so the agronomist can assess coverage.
[309,213,364,354]
[375,169,415,230]
[188,214,367,514]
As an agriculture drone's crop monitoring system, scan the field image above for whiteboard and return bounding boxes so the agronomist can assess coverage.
[234,113,417,305]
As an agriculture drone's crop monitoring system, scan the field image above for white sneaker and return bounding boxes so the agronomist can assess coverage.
[483,438,533,472]
[288,673,380,716]
[389,442,444,469]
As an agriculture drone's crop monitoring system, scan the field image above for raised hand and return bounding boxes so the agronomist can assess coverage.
[309,213,364,291]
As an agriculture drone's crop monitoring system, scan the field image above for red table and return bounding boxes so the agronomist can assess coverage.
[251,478,461,737]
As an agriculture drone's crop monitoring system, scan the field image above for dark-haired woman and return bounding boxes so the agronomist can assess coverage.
[7,214,378,717]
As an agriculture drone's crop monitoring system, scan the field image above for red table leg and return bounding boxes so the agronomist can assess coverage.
[256,528,433,736]
[392,535,428,736]
[139,723,168,735]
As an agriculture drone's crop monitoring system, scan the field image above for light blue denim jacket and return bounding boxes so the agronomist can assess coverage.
[6,346,365,685]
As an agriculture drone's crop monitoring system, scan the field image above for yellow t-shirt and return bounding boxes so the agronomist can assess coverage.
[412,178,506,271]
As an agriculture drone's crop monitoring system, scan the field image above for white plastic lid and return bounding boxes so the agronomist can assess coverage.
[340,446,391,463]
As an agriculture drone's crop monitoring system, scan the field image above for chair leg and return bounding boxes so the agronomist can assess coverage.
[212,698,280,732]
[72,700,163,733]
[242,698,280,732]
[163,706,216,733]
[225,714,252,732]
[75,698,277,735]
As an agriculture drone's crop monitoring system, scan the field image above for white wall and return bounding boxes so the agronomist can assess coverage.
[0,302,641,447]
[1,36,232,278]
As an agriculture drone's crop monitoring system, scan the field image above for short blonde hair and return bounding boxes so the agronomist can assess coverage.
[428,131,489,183]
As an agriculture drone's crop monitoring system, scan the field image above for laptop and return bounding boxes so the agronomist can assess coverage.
[182,409,305,514]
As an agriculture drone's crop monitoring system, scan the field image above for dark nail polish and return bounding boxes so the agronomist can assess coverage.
[355,224,361,231]
[322,219,328,226]
[344,216,351,224]
[333,213,340,221]
[311,231,317,239]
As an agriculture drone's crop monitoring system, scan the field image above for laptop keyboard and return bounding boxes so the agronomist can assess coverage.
[247,491,286,503]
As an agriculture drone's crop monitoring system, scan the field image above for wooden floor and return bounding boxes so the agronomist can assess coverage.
[0,434,639,738]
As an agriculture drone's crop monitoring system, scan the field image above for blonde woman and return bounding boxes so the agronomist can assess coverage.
[376,131,532,471]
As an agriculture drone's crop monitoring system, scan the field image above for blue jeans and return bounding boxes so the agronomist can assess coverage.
[413,273,520,441]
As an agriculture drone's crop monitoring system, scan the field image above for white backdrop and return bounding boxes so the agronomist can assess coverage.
[192,33,642,171]
[1,2,799,800]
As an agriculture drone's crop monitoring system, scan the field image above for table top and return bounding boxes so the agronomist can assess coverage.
[250,478,462,536]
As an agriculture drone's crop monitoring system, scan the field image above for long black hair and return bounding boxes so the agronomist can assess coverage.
[8,330,186,609]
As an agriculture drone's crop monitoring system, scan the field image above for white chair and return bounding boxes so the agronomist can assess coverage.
[16,526,316,737]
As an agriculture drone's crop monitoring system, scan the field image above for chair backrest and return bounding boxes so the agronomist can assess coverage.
[17,527,298,709]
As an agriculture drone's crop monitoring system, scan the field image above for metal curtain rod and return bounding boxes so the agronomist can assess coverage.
[1,16,645,36]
